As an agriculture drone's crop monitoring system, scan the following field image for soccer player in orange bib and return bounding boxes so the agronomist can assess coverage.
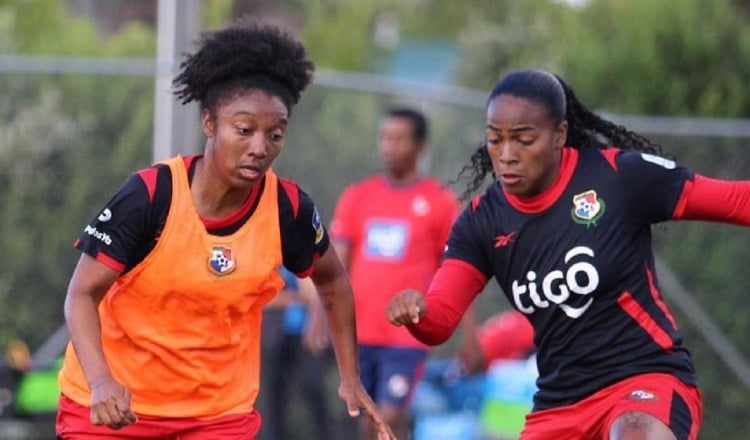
[56,19,394,440]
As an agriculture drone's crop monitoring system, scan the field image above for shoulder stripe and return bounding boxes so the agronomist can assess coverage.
[279,178,300,218]
[600,147,620,171]
[136,167,159,203]
[470,194,482,212]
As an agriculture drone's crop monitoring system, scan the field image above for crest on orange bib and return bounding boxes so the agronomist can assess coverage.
[208,246,236,276]
[571,189,606,227]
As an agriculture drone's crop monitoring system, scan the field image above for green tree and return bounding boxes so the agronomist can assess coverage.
[0,0,156,349]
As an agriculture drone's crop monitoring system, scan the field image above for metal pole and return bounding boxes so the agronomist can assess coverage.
[153,0,201,161]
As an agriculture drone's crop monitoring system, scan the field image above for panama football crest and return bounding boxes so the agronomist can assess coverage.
[312,208,324,244]
[208,246,236,276]
[571,190,606,227]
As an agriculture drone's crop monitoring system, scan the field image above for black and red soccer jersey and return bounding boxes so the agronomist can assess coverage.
[443,146,701,410]
[74,155,329,277]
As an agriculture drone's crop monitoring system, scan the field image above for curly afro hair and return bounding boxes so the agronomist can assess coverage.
[172,18,315,115]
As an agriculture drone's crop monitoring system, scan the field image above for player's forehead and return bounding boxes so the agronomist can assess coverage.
[487,94,554,131]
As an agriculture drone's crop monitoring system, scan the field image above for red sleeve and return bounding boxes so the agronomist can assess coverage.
[673,174,750,224]
[329,185,358,243]
[406,258,488,345]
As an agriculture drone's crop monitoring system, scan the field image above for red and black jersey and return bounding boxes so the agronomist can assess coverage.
[444,147,699,410]
[74,155,329,277]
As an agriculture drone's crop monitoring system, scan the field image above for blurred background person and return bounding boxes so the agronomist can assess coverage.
[329,107,462,440]
[257,267,332,440]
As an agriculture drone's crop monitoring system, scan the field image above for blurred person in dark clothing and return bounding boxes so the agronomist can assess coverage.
[257,267,332,440]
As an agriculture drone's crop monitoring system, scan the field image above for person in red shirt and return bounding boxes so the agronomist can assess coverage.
[329,107,461,439]
[387,68,750,440]
[459,309,535,374]
[56,19,394,440]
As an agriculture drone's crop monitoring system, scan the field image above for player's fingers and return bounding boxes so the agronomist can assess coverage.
[121,407,138,424]
[90,406,109,426]
[112,388,135,422]
[411,305,421,324]
[346,398,361,417]
[359,401,396,440]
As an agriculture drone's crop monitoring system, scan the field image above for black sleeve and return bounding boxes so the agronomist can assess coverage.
[278,184,330,276]
[443,204,494,278]
[75,166,169,272]
[616,150,694,224]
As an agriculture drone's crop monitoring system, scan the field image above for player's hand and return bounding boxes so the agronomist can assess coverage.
[338,381,396,440]
[386,289,426,326]
[302,319,330,356]
[89,377,138,430]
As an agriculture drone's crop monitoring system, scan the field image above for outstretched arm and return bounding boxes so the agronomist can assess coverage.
[674,174,750,224]
[387,259,487,346]
[310,246,395,440]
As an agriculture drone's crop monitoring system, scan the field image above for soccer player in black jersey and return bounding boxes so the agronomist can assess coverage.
[387,69,750,440]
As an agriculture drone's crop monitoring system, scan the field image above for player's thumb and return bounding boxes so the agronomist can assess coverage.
[346,398,361,417]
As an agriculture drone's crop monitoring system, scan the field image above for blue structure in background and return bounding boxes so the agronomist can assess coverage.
[374,40,461,85]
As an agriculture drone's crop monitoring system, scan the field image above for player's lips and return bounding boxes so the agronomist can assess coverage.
[499,173,523,186]
[239,164,262,180]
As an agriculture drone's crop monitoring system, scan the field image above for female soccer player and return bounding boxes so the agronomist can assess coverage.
[56,19,394,439]
[387,68,750,440]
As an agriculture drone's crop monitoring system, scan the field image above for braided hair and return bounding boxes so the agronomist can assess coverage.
[172,18,315,117]
[454,69,663,201]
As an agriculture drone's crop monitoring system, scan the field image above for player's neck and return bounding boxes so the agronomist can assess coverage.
[384,168,421,188]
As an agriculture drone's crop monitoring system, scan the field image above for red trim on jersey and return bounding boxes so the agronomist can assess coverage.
[617,291,673,351]
[294,251,320,278]
[471,194,482,212]
[407,258,488,345]
[645,264,677,329]
[672,174,750,224]
[600,147,620,171]
[279,178,300,218]
[504,147,578,214]
[95,251,126,273]
[201,178,263,230]
[183,155,197,170]
[136,167,159,204]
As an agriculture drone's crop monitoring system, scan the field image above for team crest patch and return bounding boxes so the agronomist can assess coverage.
[208,246,236,276]
[312,208,324,244]
[571,190,606,227]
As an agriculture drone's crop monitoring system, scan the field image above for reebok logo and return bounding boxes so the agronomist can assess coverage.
[84,225,113,246]
[494,231,516,248]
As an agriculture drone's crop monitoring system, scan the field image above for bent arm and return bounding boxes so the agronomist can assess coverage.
[407,259,487,345]
[64,253,119,389]
[674,174,750,224]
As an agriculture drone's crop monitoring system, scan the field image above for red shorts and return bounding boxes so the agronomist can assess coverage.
[56,395,261,439]
[520,373,702,440]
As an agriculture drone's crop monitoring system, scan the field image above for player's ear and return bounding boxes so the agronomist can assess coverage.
[554,120,568,149]
[201,109,215,138]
